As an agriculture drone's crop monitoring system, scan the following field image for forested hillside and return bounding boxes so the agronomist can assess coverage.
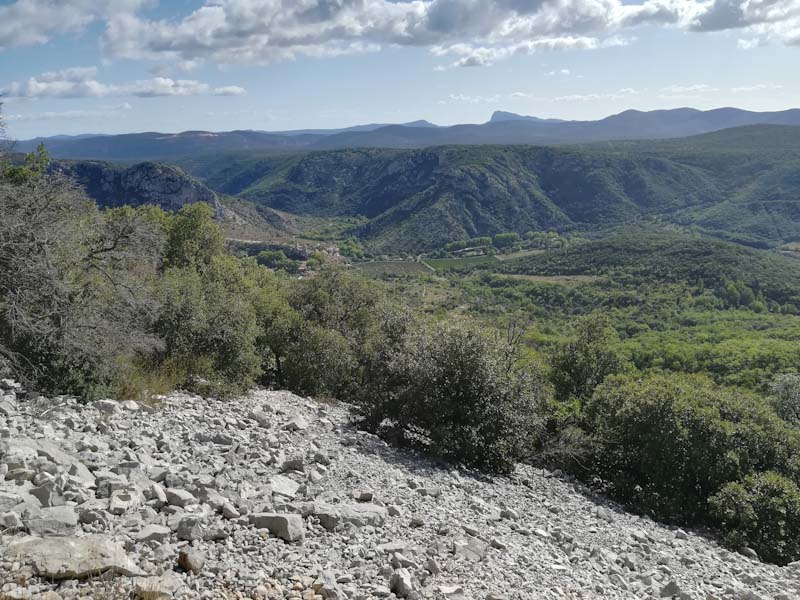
[174,125,800,253]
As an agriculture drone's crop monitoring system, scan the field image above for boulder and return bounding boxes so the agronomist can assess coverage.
[25,506,78,536]
[134,574,181,600]
[390,568,414,598]
[249,512,305,542]
[8,535,145,579]
[314,503,388,531]
[270,474,300,499]
[165,488,198,508]
[178,548,206,574]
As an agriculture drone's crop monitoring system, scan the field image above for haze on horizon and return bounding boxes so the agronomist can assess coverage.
[0,0,798,139]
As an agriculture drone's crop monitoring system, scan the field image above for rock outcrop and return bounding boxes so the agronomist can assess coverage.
[56,160,221,214]
[1,382,799,599]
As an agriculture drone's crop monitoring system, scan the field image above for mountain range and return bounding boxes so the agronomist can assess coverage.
[50,124,796,254]
[15,107,800,161]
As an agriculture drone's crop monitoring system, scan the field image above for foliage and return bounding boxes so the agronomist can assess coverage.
[0,165,163,397]
[585,373,800,522]
[709,472,800,565]
[768,373,800,427]
[162,203,225,269]
[355,320,549,473]
[256,249,301,273]
[550,316,627,403]
[493,232,521,248]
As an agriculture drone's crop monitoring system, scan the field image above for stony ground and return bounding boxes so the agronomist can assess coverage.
[1,380,800,600]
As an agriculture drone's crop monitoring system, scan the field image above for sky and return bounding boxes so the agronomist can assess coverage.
[0,0,798,139]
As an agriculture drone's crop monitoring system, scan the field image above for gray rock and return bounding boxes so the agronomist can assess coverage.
[178,548,206,575]
[270,474,300,499]
[284,416,309,431]
[25,506,78,536]
[249,512,305,542]
[165,487,197,508]
[136,524,172,543]
[453,535,489,562]
[315,503,388,530]
[8,535,145,578]
[390,568,414,598]
[134,574,180,600]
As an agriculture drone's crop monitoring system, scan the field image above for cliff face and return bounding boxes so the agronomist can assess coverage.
[57,160,221,214]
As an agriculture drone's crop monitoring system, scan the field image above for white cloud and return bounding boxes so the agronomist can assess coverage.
[545,69,572,76]
[0,0,147,50]
[445,93,503,104]
[731,82,785,92]
[660,83,719,94]
[466,88,641,103]
[5,103,133,122]
[1,0,799,69]
[1,67,246,99]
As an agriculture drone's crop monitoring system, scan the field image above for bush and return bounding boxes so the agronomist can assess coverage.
[356,320,549,473]
[585,373,800,521]
[155,254,262,396]
[710,472,800,565]
[550,316,627,403]
[768,373,800,426]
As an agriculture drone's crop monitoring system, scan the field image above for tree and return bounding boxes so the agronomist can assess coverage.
[550,315,626,403]
[769,373,800,426]
[162,203,224,269]
[0,169,162,396]
[710,472,800,565]
[493,232,521,249]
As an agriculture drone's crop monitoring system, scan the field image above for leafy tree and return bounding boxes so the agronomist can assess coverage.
[256,249,301,273]
[0,169,162,396]
[356,320,549,473]
[550,315,627,403]
[769,373,800,426]
[493,232,521,248]
[162,203,225,269]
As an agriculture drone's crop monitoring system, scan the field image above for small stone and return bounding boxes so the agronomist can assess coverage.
[284,416,309,431]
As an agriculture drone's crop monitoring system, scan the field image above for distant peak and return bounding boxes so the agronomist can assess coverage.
[489,111,565,124]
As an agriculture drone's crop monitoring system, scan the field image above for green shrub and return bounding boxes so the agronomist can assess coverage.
[550,316,627,403]
[710,472,800,565]
[586,373,800,521]
[356,320,549,473]
[768,373,800,426]
[281,323,356,397]
[155,254,262,396]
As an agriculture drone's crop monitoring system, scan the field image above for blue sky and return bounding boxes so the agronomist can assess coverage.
[1,0,798,139]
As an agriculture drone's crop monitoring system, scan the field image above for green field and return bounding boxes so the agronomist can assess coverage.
[355,260,433,277]
[424,255,500,270]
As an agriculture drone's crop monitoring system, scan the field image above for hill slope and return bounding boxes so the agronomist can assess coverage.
[497,228,800,307]
[177,126,800,252]
[2,386,797,599]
